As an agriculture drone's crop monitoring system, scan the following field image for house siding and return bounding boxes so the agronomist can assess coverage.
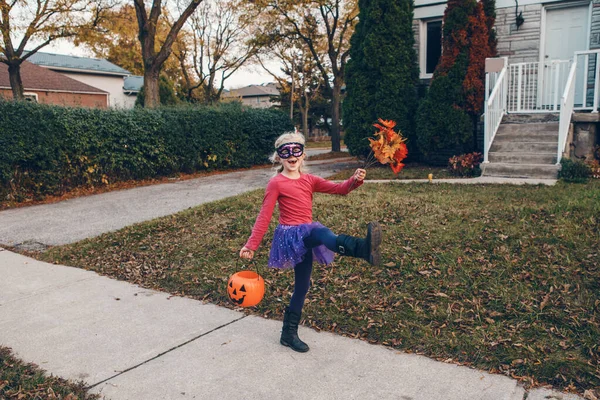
[0,89,108,108]
[495,4,542,63]
[590,0,600,48]
[414,1,597,76]
[59,72,134,109]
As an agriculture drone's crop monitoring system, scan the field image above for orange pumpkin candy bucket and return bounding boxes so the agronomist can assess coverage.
[227,261,265,307]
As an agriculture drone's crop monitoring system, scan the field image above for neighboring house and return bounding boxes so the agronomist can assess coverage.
[123,75,143,100]
[222,83,279,108]
[415,0,600,179]
[27,51,137,109]
[0,61,109,108]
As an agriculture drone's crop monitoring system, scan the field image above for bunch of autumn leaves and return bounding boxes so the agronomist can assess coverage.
[365,118,408,174]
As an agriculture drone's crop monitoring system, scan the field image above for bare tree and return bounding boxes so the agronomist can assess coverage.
[133,0,203,108]
[178,0,260,104]
[259,42,324,137]
[260,0,358,151]
[0,0,111,99]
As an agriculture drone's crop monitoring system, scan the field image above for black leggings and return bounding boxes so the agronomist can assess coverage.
[289,227,337,314]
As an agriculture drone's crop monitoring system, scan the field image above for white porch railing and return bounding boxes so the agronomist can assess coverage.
[573,49,600,112]
[507,60,571,113]
[484,61,508,163]
[557,61,577,164]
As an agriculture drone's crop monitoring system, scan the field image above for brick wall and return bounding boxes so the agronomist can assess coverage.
[0,89,108,108]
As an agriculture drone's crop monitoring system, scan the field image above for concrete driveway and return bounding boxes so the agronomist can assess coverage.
[0,158,357,249]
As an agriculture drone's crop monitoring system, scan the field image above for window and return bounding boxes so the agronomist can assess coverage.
[23,92,38,102]
[420,19,442,79]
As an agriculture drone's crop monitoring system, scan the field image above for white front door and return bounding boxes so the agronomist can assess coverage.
[543,4,589,106]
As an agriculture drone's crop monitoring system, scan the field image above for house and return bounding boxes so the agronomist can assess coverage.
[0,61,109,108]
[27,51,139,109]
[123,76,143,98]
[222,83,279,108]
[415,0,600,178]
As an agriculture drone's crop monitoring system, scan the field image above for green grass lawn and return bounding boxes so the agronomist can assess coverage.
[0,346,100,399]
[38,181,600,395]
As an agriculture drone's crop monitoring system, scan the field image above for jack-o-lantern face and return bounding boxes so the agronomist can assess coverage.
[228,281,247,305]
[227,270,265,307]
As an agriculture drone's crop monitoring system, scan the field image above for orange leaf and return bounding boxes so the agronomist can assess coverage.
[373,118,397,130]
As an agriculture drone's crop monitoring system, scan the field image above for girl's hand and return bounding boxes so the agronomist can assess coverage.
[353,168,367,182]
[239,246,255,260]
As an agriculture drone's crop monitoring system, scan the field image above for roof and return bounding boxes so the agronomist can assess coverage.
[0,61,109,94]
[223,83,279,98]
[124,75,143,92]
[26,51,131,76]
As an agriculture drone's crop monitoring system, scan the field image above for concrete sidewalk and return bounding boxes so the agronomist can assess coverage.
[0,249,582,400]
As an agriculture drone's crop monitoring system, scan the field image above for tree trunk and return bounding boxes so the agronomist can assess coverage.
[302,108,309,138]
[330,82,342,152]
[143,68,160,108]
[301,93,309,138]
[8,62,24,100]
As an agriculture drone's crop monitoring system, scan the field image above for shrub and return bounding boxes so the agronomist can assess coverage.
[0,100,292,202]
[416,0,495,163]
[558,158,591,183]
[448,152,483,176]
[343,0,419,159]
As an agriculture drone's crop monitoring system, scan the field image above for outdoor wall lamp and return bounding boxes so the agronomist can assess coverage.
[515,0,524,30]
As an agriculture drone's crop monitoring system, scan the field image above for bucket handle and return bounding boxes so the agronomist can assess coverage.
[235,256,262,279]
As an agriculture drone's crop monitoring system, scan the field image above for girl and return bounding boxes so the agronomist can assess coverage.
[239,132,382,353]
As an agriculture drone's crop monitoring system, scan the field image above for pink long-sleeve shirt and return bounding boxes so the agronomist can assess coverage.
[244,173,363,251]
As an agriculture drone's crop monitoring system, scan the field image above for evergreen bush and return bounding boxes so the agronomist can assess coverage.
[0,101,292,202]
[343,0,419,159]
[416,0,494,164]
[558,158,591,183]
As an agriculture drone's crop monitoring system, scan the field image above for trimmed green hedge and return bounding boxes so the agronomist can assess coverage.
[0,101,292,202]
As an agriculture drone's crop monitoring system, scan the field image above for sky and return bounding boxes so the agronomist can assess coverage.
[43,39,278,90]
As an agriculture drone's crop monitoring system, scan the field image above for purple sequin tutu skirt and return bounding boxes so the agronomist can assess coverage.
[268,222,335,269]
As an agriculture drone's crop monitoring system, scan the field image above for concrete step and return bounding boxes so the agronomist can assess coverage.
[490,141,557,153]
[488,152,557,164]
[502,113,560,124]
[481,163,560,179]
[494,132,558,143]
[496,123,559,135]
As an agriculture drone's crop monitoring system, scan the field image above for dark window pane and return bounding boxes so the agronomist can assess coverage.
[426,21,442,74]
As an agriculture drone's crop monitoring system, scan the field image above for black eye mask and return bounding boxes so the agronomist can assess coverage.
[276,142,304,159]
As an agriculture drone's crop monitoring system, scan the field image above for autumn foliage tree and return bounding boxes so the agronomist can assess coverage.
[416,0,495,164]
[75,4,179,76]
[343,0,419,158]
[75,4,186,92]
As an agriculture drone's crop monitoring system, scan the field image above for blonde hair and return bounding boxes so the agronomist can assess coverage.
[270,131,308,174]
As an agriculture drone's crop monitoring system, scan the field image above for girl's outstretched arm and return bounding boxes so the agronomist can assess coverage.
[311,169,365,195]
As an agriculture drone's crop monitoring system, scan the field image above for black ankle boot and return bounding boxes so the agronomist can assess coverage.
[335,222,382,266]
[280,307,309,352]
